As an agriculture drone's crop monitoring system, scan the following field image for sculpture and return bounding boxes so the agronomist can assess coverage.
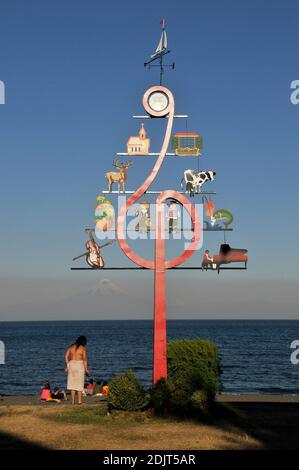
[135,200,151,232]
[95,195,115,232]
[127,123,150,155]
[72,229,115,269]
[172,132,203,156]
[105,159,133,193]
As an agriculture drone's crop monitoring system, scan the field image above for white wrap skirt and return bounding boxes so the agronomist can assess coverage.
[67,360,85,392]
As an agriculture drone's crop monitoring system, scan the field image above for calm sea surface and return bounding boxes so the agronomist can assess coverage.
[0,320,299,396]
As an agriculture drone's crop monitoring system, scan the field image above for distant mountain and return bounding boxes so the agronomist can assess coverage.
[0,277,153,320]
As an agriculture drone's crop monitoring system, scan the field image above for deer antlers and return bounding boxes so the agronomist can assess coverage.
[112,159,133,169]
[112,158,121,168]
[125,159,133,168]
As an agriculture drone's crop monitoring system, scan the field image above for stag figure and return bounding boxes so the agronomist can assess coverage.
[105,159,133,193]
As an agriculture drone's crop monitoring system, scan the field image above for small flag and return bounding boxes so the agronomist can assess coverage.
[160,19,165,28]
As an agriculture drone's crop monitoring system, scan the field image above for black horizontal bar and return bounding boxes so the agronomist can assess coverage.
[87,228,232,233]
[101,191,217,195]
[71,267,246,271]
[97,229,232,232]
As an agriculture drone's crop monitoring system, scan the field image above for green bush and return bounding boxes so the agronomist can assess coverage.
[107,339,221,416]
[166,338,221,414]
[149,378,171,414]
[108,370,148,411]
[190,390,210,416]
[167,338,220,397]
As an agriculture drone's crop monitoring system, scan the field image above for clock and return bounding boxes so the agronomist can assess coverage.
[143,86,174,118]
[148,91,169,113]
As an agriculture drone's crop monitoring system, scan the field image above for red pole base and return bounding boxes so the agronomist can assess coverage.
[153,266,167,384]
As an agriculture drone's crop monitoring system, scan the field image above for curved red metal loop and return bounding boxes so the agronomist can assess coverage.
[116,86,201,270]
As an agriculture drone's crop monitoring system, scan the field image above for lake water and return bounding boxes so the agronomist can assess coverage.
[0,320,299,396]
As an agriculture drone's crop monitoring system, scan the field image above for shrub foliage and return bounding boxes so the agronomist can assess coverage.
[167,338,220,398]
[108,339,221,416]
[148,378,171,415]
[108,370,148,411]
[150,338,221,415]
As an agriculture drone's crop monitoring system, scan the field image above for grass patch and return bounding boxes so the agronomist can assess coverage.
[0,404,264,449]
[41,405,154,427]
[42,405,108,425]
[0,409,33,419]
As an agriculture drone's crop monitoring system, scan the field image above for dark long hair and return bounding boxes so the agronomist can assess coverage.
[73,335,87,349]
[43,380,50,390]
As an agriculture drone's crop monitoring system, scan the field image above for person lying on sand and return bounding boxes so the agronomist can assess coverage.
[49,387,67,402]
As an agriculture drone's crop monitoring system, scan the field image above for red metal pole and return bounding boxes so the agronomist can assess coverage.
[153,265,167,383]
[153,199,167,383]
[152,191,201,384]
[117,87,201,386]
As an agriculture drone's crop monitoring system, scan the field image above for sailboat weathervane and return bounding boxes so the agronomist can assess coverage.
[144,19,175,85]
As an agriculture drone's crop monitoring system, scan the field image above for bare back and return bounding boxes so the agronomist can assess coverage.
[66,344,86,361]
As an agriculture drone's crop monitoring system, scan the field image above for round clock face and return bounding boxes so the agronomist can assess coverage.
[148,91,169,112]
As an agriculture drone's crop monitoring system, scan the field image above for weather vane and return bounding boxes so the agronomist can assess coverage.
[144,19,175,85]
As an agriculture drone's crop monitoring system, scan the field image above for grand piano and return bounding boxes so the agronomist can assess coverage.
[212,244,248,273]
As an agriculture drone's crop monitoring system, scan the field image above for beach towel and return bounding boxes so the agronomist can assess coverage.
[67,360,85,392]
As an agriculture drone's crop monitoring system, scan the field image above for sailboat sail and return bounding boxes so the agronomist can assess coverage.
[151,29,167,58]
[163,30,167,49]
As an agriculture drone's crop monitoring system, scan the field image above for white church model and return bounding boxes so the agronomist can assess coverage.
[127,123,150,155]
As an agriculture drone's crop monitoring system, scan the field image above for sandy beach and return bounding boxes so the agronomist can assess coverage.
[216,393,299,403]
[0,394,107,406]
[1,393,299,406]
[1,394,299,450]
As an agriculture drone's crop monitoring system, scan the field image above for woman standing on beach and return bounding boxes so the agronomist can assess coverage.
[65,336,90,405]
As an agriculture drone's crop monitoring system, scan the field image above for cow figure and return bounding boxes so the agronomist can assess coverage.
[105,159,133,193]
[181,170,216,196]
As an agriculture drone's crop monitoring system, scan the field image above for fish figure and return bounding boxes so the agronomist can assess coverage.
[212,209,233,229]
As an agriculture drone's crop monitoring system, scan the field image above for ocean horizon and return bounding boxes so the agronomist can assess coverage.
[1,319,299,396]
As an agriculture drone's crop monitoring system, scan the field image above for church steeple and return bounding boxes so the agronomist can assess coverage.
[139,123,146,140]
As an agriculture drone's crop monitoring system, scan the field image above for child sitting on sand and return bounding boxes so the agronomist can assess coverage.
[84,378,95,396]
[40,381,51,401]
[101,381,109,395]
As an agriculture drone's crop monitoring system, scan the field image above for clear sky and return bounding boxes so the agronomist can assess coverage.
[0,0,298,320]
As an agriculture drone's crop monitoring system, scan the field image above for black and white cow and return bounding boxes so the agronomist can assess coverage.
[181,170,216,196]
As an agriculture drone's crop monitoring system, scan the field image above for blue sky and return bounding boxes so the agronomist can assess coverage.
[0,0,298,319]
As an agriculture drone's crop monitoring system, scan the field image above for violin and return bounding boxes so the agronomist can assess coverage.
[72,229,114,269]
[85,232,104,269]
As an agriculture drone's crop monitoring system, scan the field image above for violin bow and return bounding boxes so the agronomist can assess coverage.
[99,240,115,249]
[72,252,89,261]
